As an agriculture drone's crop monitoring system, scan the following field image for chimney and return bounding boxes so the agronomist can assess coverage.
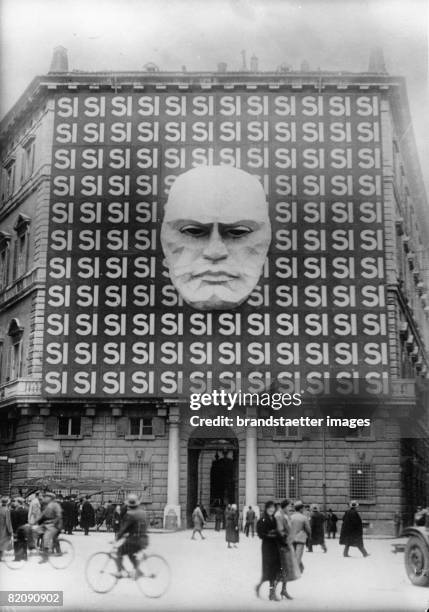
[368,47,387,73]
[217,62,227,73]
[250,54,258,72]
[49,46,69,73]
[300,60,310,72]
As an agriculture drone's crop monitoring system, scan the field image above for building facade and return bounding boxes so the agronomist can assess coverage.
[0,49,428,534]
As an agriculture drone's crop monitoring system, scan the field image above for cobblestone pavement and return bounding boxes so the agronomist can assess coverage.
[2,530,429,612]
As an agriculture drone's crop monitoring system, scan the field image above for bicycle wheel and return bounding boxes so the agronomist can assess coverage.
[49,538,74,569]
[85,552,118,594]
[3,547,25,570]
[136,553,171,598]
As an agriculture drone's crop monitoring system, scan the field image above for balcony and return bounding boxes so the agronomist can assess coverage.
[0,267,45,306]
[0,377,43,402]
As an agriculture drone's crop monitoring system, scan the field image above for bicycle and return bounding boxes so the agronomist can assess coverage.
[4,527,74,570]
[85,541,171,598]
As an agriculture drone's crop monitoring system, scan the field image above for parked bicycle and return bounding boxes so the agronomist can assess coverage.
[85,541,170,598]
[4,528,74,570]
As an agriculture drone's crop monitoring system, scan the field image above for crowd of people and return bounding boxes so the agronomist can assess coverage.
[0,491,133,563]
[190,498,369,601]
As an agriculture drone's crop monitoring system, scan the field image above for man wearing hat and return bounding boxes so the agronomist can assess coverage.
[10,497,29,561]
[290,501,311,573]
[339,501,369,558]
[114,494,148,577]
[37,492,63,563]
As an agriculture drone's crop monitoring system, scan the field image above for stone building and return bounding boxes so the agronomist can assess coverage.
[0,47,428,533]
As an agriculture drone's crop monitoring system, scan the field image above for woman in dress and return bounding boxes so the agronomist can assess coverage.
[255,501,281,601]
[225,503,239,548]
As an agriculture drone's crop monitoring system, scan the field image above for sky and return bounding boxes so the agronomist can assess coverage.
[0,0,428,185]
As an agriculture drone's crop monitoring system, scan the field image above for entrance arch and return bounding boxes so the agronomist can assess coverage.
[187,426,239,527]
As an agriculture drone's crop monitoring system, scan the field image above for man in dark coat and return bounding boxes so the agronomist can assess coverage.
[244,506,256,537]
[62,496,76,535]
[326,509,338,539]
[80,496,95,536]
[309,504,327,552]
[10,497,28,561]
[339,500,369,557]
[114,494,148,576]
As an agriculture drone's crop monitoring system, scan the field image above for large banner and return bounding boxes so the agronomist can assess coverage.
[43,90,388,398]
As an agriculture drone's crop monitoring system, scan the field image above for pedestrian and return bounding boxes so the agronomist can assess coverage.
[80,495,95,536]
[95,503,106,531]
[309,504,327,552]
[275,499,301,600]
[191,504,206,540]
[326,508,338,539]
[244,505,256,537]
[255,501,282,601]
[339,500,370,558]
[105,501,115,532]
[304,504,312,551]
[10,497,28,562]
[62,496,76,535]
[290,500,311,573]
[0,496,13,561]
[225,503,239,548]
[393,511,402,538]
[214,505,223,531]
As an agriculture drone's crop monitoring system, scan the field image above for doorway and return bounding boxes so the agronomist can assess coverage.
[187,427,238,527]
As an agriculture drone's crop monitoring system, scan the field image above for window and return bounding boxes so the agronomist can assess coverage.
[129,417,153,436]
[346,425,373,439]
[0,232,11,290]
[275,425,300,438]
[13,214,31,279]
[54,459,80,478]
[126,461,152,500]
[349,463,375,500]
[21,138,35,183]
[6,319,24,381]
[275,462,299,499]
[58,417,81,436]
[2,159,15,200]
[0,419,16,441]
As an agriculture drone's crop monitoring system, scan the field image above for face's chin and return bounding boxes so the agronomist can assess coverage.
[174,276,257,310]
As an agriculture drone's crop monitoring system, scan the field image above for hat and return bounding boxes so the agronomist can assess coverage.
[43,491,55,499]
[350,500,359,508]
[294,500,304,511]
[311,504,319,512]
[1,496,9,504]
[125,494,139,508]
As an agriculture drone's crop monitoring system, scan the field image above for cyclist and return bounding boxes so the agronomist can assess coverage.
[114,494,148,577]
[37,491,63,563]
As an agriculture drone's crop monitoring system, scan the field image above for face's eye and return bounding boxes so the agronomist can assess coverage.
[224,226,253,238]
[179,225,209,237]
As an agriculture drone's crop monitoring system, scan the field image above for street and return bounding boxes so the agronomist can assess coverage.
[2,529,429,612]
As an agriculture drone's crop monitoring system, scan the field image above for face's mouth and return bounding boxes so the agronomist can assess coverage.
[191,270,240,282]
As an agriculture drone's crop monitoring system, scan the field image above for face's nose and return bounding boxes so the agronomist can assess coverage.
[202,226,229,261]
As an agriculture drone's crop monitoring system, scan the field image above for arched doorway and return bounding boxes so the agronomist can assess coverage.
[187,427,238,527]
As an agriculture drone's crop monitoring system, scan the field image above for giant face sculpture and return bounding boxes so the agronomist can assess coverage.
[160,166,271,310]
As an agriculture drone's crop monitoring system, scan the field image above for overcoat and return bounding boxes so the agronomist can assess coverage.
[339,507,364,547]
[256,514,281,582]
[225,508,239,543]
[80,500,95,529]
